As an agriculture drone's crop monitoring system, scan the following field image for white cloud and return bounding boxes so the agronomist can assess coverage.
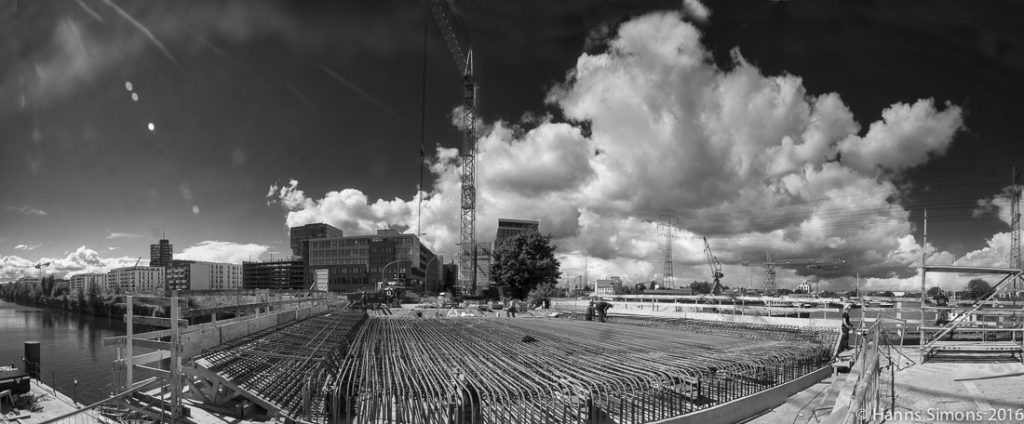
[973,188,1013,226]
[267,11,965,291]
[14,243,42,251]
[106,232,143,239]
[6,205,48,216]
[176,241,269,264]
[1,246,141,282]
[192,205,200,215]
[681,0,711,22]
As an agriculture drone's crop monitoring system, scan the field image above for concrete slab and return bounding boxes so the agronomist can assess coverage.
[744,372,837,424]
[887,359,1024,423]
[2,379,106,423]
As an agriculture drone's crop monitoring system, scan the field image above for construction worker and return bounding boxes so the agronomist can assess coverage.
[543,298,550,310]
[506,299,518,318]
[838,304,852,352]
[595,300,612,322]
[585,301,595,321]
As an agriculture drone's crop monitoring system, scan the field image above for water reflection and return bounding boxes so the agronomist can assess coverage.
[0,300,125,404]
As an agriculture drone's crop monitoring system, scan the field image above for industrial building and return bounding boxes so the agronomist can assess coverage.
[306,229,439,292]
[242,259,306,291]
[150,239,173,268]
[166,260,243,291]
[68,272,107,292]
[107,266,165,293]
[290,223,344,260]
[494,218,539,247]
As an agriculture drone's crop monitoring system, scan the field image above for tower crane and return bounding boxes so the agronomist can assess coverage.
[427,0,478,296]
[761,247,844,296]
[702,237,724,295]
[26,261,50,278]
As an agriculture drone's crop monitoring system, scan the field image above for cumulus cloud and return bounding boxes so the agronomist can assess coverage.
[681,0,710,23]
[14,243,42,251]
[176,241,269,264]
[6,205,48,216]
[973,188,1014,226]
[267,11,965,290]
[1,246,141,282]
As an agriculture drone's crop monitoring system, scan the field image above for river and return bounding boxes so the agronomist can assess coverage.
[0,299,125,405]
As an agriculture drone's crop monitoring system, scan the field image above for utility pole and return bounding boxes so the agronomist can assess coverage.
[1011,167,1021,309]
[658,213,679,288]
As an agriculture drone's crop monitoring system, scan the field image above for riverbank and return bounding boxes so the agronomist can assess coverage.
[0,284,168,321]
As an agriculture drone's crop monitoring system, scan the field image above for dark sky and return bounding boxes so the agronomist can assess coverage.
[2,0,1023,284]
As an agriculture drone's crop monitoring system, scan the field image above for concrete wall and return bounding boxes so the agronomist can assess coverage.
[652,366,834,424]
[179,303,328,359]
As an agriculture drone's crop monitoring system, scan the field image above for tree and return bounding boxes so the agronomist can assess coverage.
[926,287,942,298]
[881,291,894,298]
[491,232,561,299]
[966,279,993,299]
[690,281,712,295]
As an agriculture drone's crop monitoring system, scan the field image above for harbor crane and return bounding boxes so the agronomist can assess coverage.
[703,237,725,295]
[427,0,479,296]
[762,248,844,296]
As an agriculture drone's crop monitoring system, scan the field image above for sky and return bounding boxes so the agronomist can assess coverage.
[3,0,1024,292]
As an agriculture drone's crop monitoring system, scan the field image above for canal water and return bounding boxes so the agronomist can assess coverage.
[0,299,125,405]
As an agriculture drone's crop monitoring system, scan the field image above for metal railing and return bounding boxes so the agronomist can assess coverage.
[826,315,912,424]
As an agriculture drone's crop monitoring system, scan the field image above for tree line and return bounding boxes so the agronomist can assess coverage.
[0,276,163,319]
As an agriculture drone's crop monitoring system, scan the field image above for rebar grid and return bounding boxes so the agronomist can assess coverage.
[325,317,834,424]
[195,311,367,420]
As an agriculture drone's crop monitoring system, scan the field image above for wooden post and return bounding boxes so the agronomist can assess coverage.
[171,290,182,417]
[920,209,928,353]
[126,294,133,391]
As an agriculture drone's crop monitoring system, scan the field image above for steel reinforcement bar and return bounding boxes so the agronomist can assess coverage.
[194,311,367,420]
[324,317,833,424]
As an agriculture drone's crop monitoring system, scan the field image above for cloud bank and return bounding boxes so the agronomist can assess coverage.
[268,10,971,291]
[1,241,268,282]
[176,241,268,264]
[1,246,142,282]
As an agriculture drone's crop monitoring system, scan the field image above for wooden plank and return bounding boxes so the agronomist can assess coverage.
[116,350,171,366]
[105,328,177,346]
[127,315,189,328]
[131,338,174,351]
[135,364,171,377]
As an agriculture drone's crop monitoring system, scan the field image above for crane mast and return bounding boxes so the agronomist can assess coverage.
[428,1,478,295]
[703,237,724,295]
